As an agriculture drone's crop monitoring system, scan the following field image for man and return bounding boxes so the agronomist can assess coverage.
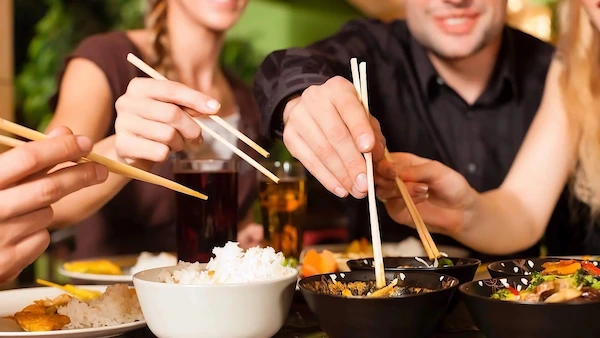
[254,0,577,260]
[0,127,107,282]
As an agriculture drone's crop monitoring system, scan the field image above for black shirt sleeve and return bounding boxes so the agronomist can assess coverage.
[253,19,395,141]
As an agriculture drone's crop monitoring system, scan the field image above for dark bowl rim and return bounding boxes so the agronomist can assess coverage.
[487,256,600,275]
[346,256,482,271]
[298,270,459,300]
[459,275,600,307]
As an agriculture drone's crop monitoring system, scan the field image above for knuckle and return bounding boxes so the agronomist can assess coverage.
[313,143,334,160]
[163,105,180,124]
[15,146,41,173]
[126,77,143,93]
[302,85,319,99]
[327,124,351,144]
[38,179,63,203]
[327,76,348,88]
[153,145,170,162]
[114,96,128,113]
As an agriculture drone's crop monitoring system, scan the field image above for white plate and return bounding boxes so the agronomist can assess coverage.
[0,285,146,337]
[57,255,139,284]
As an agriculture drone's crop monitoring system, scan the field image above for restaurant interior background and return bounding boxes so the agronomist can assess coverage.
[0,0,559,288]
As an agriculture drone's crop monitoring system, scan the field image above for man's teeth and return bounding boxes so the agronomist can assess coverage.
[444,17,467,25]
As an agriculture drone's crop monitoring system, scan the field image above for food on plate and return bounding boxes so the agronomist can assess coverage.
[301,249,338,277]
[129,252,177,275]
[36,279,102,301]
[303,276,435,298]
[63,259,122,275]
[491,260,600,302]
[8,284,143,332]
[157,242,297,285]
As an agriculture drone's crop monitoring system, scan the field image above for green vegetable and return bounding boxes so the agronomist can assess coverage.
[526,272,555,291]
[437,258,454,267]
[491,289,511,300]
[283,257,298,268]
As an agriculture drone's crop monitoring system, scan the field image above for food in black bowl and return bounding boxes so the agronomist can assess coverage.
[299,271,459,338]
[346,256,481,284]
[460,265,600,338]
[487,257,600,278]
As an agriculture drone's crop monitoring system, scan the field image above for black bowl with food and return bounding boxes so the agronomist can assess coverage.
[299,271,459,338]
[346,256,481,284]
[460,273,600,338]
[487,257,600,278]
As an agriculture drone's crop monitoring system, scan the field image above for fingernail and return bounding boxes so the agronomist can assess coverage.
[334,187,348,198]
[206,99,221,111]
[416,185,429,193]
[351,185,367,199]
[76,136,92,152]
[95,164,108,182]
[355,173,368,192]
[357,134,373,152]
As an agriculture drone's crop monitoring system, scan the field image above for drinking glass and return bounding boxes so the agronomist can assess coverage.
[259,160,307,260]
[174,158,238,263]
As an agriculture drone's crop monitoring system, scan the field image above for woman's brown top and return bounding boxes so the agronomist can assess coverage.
[50,31,262,259]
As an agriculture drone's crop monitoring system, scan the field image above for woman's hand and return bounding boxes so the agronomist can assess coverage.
[0,127,108,282]
[114,78,221,164]
[374,152,476,235]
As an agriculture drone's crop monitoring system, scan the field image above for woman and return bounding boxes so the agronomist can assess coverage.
[374,0,600,255]
[47,0,263,259]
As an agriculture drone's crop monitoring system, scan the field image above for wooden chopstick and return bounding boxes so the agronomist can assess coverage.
[126,54,272,159]
[383,149,440,260]
[0,119,208,200]
[126,54,278,183]
[351,58,386,289]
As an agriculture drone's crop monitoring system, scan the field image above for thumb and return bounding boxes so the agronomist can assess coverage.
[46,126,74,138]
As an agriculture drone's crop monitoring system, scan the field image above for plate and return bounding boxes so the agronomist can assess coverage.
[57,255,139,284]
[58,254,185,284]
[0,285,146,337]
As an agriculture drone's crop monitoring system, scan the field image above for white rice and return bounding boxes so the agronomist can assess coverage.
[157,242,295,284]
[130,251,177,275]
[57,284,143,329]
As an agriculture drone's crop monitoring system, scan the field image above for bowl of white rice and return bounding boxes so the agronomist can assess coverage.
[133,242,298,338]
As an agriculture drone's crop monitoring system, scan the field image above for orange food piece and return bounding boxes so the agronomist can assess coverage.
[542,260,581,275]
[319,250,337,273]
[301,249,339,277]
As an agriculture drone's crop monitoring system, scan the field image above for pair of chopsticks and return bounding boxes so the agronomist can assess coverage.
[0,119,208,200]
[350,57,440,271]
[126,53,280,184]
[350,58,386,289]
[384,149,441,260]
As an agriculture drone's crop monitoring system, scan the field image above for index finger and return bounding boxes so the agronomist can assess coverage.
[0,135,92,188]
[127,78,221,116]
[325,77,375,152]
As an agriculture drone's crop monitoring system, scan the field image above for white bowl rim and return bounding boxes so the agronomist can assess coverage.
[133,265,299,288]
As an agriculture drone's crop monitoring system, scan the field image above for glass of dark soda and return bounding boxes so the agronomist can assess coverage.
[173,158,238,263]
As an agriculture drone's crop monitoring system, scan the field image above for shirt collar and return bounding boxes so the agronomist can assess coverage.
[410,26,519,104]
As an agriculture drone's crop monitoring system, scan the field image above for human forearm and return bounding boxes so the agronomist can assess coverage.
[453,188,545,255]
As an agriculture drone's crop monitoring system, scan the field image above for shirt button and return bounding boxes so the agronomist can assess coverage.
[436,77,445,85]
[467,163,477,174]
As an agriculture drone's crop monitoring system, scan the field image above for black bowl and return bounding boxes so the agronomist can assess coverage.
[346,256,481,284]
[460,276,600,338]
[299,271,459,338]
[487,257,600,278]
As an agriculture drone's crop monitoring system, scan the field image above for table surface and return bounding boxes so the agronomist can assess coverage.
[120,292,486,338]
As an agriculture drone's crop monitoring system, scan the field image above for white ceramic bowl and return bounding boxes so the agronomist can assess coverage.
[133,266,298,338]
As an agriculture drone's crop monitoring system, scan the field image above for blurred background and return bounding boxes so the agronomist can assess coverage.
[0,0,559,286]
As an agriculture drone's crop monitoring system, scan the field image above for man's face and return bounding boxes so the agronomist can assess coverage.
[405,0,507,60]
